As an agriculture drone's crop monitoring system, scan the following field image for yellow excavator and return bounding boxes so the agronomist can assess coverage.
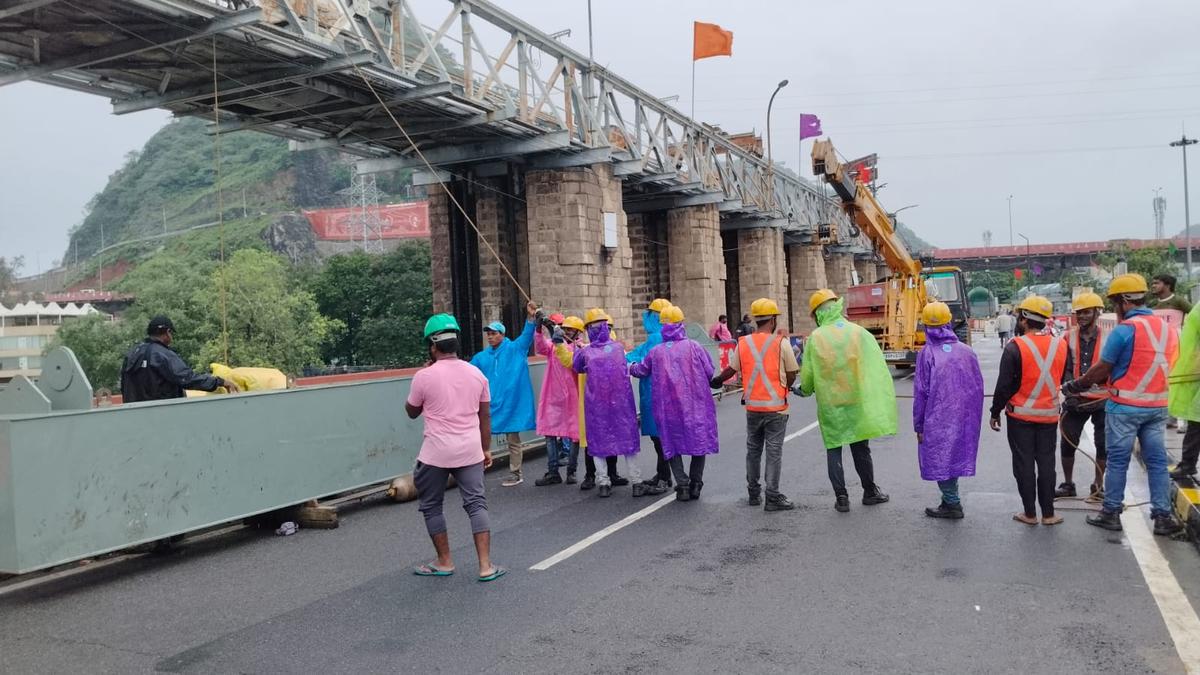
[811,139,969,365]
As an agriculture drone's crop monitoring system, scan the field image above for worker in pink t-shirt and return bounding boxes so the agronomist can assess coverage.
[406,313,505,582]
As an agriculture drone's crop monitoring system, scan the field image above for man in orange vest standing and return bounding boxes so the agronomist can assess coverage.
[1056,292,1109,501]
[710,298,800,512]
[1064,274,1184,536]
[989,295,1067,526]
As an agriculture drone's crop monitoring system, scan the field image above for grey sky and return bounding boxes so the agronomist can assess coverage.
[2,0,1198,272]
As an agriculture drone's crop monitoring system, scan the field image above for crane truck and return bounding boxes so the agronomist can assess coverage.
[811,139,969,365]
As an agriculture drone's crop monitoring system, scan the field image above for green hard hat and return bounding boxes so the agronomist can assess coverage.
[423,313,461,339]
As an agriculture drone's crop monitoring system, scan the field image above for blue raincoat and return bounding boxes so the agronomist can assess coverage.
[913,325,984,481]
[573,322,640,457]
[626,310,663,436]
[629,322,719,459]
[469,320,537,434]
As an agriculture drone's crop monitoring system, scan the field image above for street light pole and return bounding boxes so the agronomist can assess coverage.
[1007,194,1013,247]
[1170,134,1197,281]
[1018,232,1032,283]
[766,79,788,210]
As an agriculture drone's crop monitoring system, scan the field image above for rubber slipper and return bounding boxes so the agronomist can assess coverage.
[1012,513,1038,526]
[1041,516,1064,526]
[414,563,455,577]
[478,566,508,582]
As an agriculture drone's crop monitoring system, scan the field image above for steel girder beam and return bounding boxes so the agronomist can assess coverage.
[0,7,263,87]
[290,111,512,150]
[526,147,611,170]
[622,191,726,214]
[0,0,61,20]
[355,131,570,173]
[207,82,457,134]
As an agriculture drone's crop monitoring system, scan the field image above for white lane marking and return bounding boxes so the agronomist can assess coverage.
[531,421,821,571]
[1080,428,1200,670]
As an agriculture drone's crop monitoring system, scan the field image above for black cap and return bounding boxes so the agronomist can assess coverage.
[147,315,175,335]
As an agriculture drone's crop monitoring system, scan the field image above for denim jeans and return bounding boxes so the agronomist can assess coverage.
[937,478,960,506]
[1104,406,1172,518]
[546,437,574,474]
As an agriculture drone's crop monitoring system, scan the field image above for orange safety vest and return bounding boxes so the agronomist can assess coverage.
[1109,314,1178,408]
[739,332,788,413]
[1008,333,1067,424]
[1067,326,1110,401]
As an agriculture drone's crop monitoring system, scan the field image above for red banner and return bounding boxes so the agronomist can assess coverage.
[304,201,430,241]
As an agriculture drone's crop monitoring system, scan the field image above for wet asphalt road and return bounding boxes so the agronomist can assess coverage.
[2,337,1199,674]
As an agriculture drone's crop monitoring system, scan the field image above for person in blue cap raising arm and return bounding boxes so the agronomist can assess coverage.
[471,302,539,487]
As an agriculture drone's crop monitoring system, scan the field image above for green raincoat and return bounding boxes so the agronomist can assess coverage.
[799,298,898,449]
[1168,304,1200,422]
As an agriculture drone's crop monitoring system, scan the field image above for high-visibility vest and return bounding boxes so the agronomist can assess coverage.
[739,332,788,413]
[1109,314,1178,408]
[1067,327,1110,401]
[1008,333,1067,423]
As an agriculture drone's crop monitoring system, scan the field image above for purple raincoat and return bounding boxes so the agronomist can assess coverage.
[913,325,984,481]
[629,323,719,460]
[572,322,640,457]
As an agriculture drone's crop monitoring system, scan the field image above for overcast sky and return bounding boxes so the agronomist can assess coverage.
[2,0,1199,273]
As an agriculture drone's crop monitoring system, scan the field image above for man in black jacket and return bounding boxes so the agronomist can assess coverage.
[120,316,239,402]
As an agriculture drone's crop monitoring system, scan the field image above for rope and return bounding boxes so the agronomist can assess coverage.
[212,37,230,364]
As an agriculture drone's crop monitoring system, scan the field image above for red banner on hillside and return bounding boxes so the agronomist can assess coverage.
[304,201,430,241]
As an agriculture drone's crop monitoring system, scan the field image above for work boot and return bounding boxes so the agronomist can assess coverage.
[675,485,691,502]
[565,472,578,485]
[632,483,648,498]
[610,476,630,487]
[862,488,890,505]
[1170,464,1197,480]
[534,471,563,487]
[1086,510,1123,532]
[925,502,964,519]
[580,475,595,490]
[645,480,670,496]
[689,480,704,500]
[1054,481,1077,498]
[1154,514,1185,537]
[747,489,762,506]
[835,495,851,513]
[598,484,612,498]
[764,494,796,512]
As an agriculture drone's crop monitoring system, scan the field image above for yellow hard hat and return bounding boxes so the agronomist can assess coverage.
[1017,295,1054,319]
[921,301,952,327]
[1107,273,1149,298]
[562,315,585,332]
[648,298,672,313]
[808,289,838,314]
[1071,292,1104,312]
[583,307,612,326]
[659,305,684,324]
[750,297,781,318]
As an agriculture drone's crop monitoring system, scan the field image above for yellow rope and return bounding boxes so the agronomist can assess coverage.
[212,37,230,364]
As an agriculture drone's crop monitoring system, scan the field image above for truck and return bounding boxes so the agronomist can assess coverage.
[811,139,969,365]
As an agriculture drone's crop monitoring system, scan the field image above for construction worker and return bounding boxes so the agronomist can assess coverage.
[990,295,1066,526]
[1064,274,1184,536]
[1056,292,1108,500]
[406,314,504,582]
[532,312,579,486]
[709,297,800,512]
[470,303,538,487]
[798,290,896,513]
[570,308,644,498]
[553,316,626,490]
[1170,302,1200,479]
[120,315,240,402]
[629,305,719,501]
[913,302,984,519]
[627,298,672,495]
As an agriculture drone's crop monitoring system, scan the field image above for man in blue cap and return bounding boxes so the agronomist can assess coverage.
[471,303,538,486]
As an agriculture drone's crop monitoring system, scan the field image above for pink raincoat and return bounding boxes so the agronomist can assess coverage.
[534,328,580,440]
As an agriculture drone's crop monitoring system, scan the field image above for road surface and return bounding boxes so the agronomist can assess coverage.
[2,337,1199,673]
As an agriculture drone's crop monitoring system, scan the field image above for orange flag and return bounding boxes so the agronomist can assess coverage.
[693,21,733,61]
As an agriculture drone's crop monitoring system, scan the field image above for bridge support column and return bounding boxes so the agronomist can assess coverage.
[854,257,878,285]
[825,252,855,299]
[876,263,890,283]
[788,244,827,335]
[667,203,726,329]
[526,164,634,336]
[738,227,789,331]
[429,189,453,313]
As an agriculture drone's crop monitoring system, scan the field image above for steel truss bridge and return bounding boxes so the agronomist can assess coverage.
[0,0,862,248]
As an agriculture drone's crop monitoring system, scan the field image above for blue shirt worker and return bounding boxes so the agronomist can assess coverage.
[627,297,672,495]
[470,303,538,487]
[1064,274,1184,536]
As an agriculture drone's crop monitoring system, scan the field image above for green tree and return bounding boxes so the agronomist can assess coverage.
[1097,245,1193,296]
[49,314,134,392]
[309,251,376,364]
[0,256,23,296]
[115,253,212,367]
[967,270,1020,303]
[195,249,338,374]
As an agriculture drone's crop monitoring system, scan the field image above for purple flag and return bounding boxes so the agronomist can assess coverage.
[800,113,823,140]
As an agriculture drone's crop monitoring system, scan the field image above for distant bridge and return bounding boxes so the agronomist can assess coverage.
[930,237,1192,274]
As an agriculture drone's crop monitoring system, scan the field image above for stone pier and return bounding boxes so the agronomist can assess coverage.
[788,244,828,335]
[737,227,789,330]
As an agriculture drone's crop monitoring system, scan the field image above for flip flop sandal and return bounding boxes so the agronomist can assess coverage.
[1012,513,1038,526]
[1041,516,1064,526]
[478,567,508,583]
[414,563,455,577]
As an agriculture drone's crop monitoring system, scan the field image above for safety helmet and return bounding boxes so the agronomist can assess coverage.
[423,313,461,340]
[750,297,782,318]
[584,307,612,326]
[562,316,585,332]
[921,301,952,327]
[1016,295,1054,320]
[1071,292,1104,313]
[1107,273,1149,299]
[808,289,838,314]
[659,305,685,324]
[648,298,672,313]
[548,313,565,325]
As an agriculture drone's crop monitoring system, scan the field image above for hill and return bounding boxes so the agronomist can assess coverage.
[896,221,935,254]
